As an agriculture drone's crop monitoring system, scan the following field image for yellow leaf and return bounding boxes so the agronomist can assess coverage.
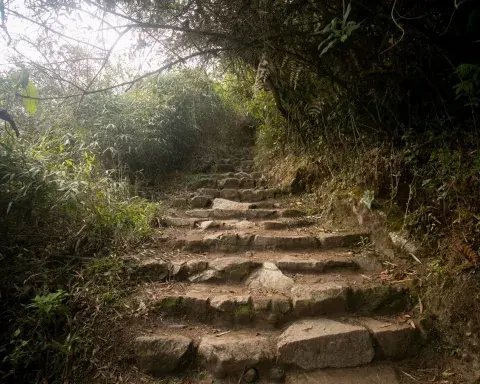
[22,81,39,115]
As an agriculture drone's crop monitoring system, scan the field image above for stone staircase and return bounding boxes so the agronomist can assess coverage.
[131,147,420,383]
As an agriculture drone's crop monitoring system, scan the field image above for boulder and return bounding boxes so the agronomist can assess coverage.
[134,334,193,375]
[247,262,294,293]
[277,319,374,369]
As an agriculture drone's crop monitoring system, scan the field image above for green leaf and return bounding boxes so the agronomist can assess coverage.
[343,3,352,27]
[21,81,38,115]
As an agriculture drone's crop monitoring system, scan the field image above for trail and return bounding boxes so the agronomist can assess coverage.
[128,146,418,383]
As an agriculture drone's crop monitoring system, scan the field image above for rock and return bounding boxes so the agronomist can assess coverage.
[235,172,252,179]
[320,233,369,248]
[212,198,253,210]
[189,178,217,190]
[277,319,374,369]
[170,260,208,279]
[240,189,265,202]
[251,172,263,179]
[247,262,294,293]
[220,188,240,200]
[276,258,358,273]
[254,235,319,250]
[234,220,257,230]
[215,163,235,172]
[171,197,188,207]
[185,209,214,218]
[191,195,212,208]
[360,318,418,359]
[164,217,199,227]
[389,230,422,257]
[210,295,236,312]
[134,334,193,375]
[243,367,259,383]
[291,283,348,316]
[269,366,286,382]
[279,209,304,218]
[198,220,233,230]
[134,259,170,280]
[240,177,255,189]
[197,188,220,198]
[198,333,274,377]
[202,232,255,252]
[209,257,262,281]
[219,177,241,189]
[348,284,409,314]
[285,365,400,384]
[189,269,222,283]
[184,291,210,316]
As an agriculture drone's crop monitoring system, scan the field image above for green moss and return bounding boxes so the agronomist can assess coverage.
[159,296,183,309]
[234,301,255,320]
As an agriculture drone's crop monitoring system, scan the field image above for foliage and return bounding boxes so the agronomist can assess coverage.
[0,111,160,382]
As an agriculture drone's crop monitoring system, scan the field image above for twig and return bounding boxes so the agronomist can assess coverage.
[6,7,108,51]
[215,330,232,337]
[380,0,405,55]
[401,370,419,381]
[16,47,230,101]
[237,366,247,384]
[409,252,422,264]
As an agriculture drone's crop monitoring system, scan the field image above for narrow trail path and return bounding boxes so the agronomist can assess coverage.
[129,146,419,383]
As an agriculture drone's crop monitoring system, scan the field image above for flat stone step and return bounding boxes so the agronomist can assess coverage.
[143,278,409,326]
[167,231,368,253]
[134,251,378,282]
[161,218,315,233]
[196,187,283,202]
[184,208,304,220]
[286,364,400,383]
[133,319,416,378]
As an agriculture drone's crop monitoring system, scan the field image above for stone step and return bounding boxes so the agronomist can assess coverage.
[184,208,304,220]
[133,317,418,378]
[286,365,400,384]
[188,176,266,191]
[167,231,368,253]
[162,217,315,230]
[143,278,409,326]
[200,171,264,180]
[188,196,281,209]
[195,187,282,202]
[134,251,381,282]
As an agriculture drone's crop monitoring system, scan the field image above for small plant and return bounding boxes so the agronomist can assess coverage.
[27,290,68,325]
[317,3,360,57]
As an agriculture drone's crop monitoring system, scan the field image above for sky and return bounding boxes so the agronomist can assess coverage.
[0,0,163,86]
